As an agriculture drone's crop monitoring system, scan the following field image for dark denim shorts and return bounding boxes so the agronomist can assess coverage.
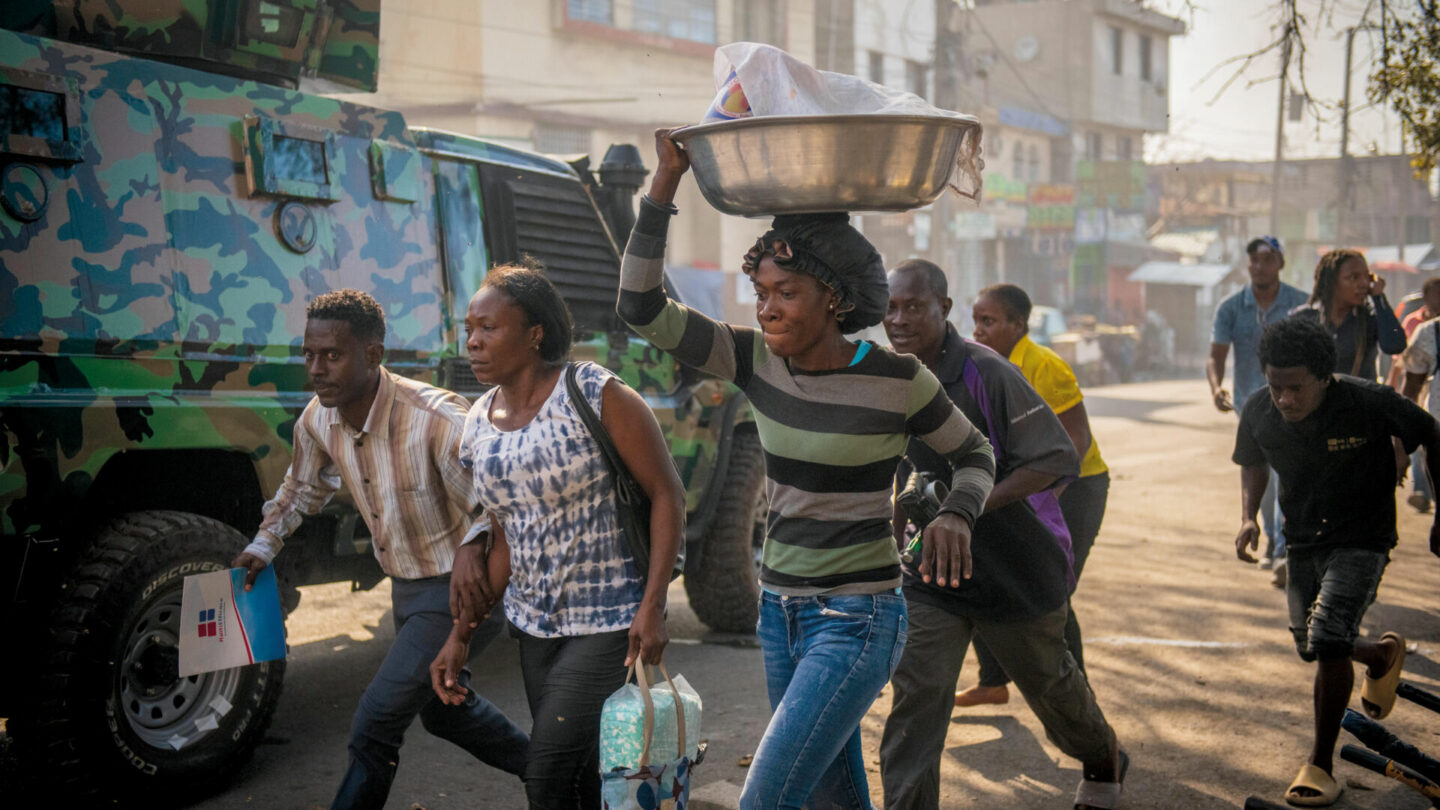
[1287,546,1389,662]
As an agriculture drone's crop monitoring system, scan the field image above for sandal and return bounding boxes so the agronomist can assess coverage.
[1360,631,1407,719]
[1074,749,1129,809]
[1284,762,1342,807]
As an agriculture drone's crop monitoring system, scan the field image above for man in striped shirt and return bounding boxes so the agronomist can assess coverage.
[232,290,526,810]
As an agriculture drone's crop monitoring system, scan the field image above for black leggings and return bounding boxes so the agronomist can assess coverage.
[516,627,630,810]
[977,471,1110,687]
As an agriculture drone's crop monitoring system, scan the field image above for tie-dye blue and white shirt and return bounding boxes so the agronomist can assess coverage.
[458,361,646,637]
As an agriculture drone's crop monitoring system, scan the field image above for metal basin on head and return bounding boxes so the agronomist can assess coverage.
[671,114,982,217]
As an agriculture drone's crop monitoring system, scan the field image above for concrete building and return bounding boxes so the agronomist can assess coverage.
[807,0,953,313]
[1150,154,1440,299]
[346,0,815,325]
[955,0,1185,314]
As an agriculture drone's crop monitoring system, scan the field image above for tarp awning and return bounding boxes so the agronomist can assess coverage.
[1128,262,1233,287]
[1149,229,1220,261]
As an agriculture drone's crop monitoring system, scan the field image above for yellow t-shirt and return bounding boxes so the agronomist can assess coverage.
[1008,335,1109,477]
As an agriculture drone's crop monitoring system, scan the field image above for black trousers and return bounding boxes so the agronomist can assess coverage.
[516,627,630,810]
[977,471,1110,687]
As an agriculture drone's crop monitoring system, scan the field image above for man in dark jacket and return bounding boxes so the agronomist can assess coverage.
[879,260,1125,810]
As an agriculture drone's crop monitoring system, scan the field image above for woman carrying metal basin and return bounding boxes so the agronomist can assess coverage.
[616,129,996,810]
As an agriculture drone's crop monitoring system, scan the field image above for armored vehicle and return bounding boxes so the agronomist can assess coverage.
[0,2,763,803]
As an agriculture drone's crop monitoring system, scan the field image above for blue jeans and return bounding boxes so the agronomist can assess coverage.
[740,591,908,810]
[1412,448,1432,500]
[1261,467,1287,559]
[331,576,528,810]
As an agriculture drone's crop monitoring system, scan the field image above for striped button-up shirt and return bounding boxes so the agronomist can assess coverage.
[242,367,484,580]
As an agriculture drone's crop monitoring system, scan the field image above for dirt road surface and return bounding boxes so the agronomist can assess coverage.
[4,378,1438,809]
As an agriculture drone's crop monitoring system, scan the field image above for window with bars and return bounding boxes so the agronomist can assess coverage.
[868,51,885,85]
[814,0,855,73]
[1406,215,1430,245]
[532,124,592,156]
[567,0,611,25]
[734,0,787,46]
[906,60,928,100]
[1086,132,1103,161]
[633,0,717,44]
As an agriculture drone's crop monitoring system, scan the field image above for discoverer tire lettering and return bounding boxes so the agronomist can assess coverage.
[26,511,286,805]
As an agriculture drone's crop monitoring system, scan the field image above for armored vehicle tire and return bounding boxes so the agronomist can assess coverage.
[27,511,285,804]
[685,432,766,633]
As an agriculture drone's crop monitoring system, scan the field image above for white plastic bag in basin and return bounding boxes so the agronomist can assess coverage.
[710,41,984,200]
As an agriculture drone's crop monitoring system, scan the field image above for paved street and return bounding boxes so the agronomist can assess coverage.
[7,378,1440,808]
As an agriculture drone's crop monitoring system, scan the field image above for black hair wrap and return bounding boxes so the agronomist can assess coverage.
[741,212,888,334]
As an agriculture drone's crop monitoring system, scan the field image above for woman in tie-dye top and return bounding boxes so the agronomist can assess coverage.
[616,131,995,810]
[431,263,685,810]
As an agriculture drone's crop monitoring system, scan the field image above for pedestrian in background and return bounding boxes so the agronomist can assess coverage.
[880,262,1126,810]
[619,131,996,810]
[955,282,1111,708]
[1388,277,1440,513]
[1232,317,1439,807]
[1290,248,1406,382]
[1400,301,1440,507]
[232,289,529,810]
[429,264,684,810]
[1206,236,1309,583]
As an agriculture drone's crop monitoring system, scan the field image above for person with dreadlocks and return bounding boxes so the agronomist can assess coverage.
[618,130,996,810]
[1290,248,1405,381]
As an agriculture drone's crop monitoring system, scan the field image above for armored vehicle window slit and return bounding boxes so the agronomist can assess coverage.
[243,116,339,200]
[271,134,328,185]
[0,67,83,162]
[240,1,309,49]
[1,85,64,143]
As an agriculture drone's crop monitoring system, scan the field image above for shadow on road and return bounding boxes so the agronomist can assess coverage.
[945,714,1054,785]
[1087,394,1232,433]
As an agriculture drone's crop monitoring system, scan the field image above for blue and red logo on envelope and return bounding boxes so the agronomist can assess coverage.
[198,608,217,637]
[197,606,226,640]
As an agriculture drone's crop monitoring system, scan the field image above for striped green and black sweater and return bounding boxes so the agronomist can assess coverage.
[618,197,995,594]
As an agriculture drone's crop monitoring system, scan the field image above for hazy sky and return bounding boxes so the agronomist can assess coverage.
[1149,0,1399,163]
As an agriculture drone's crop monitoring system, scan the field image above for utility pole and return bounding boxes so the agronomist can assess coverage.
[1337,26,1358,248]
[934,0,962,300]
[1268,31,1291,237]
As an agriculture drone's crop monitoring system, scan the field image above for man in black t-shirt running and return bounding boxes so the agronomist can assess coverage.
[1233,317,1440,807]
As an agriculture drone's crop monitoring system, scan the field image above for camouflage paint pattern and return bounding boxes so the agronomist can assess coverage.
[34,0,381,91]
[0,27,745,542]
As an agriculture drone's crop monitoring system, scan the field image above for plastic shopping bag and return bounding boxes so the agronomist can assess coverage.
[600,662,702,771]
[701,68,753,123]
[600,661,707,810]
